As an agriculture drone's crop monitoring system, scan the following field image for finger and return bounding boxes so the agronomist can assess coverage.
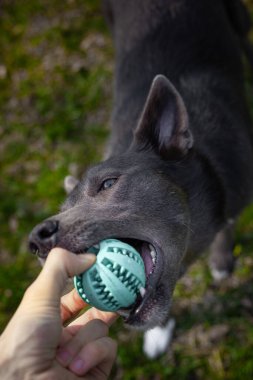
[23,249,96,306]
[68,307,118,335]
[60,306,118,347]
[61,287,119,326]
[56,319,109,367]
[61,288,88,323]
[60,308,118,347]
[59,328,73,348]
[68,337,117,377]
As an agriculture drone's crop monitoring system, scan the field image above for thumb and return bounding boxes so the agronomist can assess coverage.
[24,248,96,306]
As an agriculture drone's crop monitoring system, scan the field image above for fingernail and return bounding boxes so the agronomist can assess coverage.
[77,254,96,264]
[69,357,86,374]
[85,253,97,261]
[78,253,96,260]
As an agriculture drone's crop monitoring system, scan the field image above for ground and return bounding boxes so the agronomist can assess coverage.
[1,1,253,379]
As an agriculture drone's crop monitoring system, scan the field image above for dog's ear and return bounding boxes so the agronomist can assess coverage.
[133,75,193,159]
[64,175,79,194]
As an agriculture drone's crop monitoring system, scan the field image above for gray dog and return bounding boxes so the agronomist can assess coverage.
[29,0,253,357]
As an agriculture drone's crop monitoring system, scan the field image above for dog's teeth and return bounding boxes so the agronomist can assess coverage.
[117,308,130,317]
[140,287,146,297]
[150,250,156,264]
[149,245,157,264]
[150,250,156,259]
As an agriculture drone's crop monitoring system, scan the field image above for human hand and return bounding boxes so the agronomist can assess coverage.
[0,248,118,380]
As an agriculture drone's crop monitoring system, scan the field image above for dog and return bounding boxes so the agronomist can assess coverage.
[29,0,253,358]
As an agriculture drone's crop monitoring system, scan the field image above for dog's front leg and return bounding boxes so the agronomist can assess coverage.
[209,221,236,281]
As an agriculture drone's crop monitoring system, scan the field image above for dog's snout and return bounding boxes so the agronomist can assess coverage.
[29,220,59,256]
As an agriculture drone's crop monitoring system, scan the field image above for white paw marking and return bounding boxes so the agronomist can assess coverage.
[143,318,176,359]
[211,268,229,281]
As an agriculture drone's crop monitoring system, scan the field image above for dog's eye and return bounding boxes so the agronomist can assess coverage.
[99,178,117,192]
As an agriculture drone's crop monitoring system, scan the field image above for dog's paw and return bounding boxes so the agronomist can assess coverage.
[209,223,235,282]
[209,252,235,282]
[143,318,175,359]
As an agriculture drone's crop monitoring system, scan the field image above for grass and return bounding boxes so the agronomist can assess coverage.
[1,0,253,379]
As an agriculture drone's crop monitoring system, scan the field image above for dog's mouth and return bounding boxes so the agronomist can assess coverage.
[69,236,163,325]
[115,238,163,324]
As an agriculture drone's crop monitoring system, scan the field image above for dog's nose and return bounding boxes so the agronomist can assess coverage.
[29,220,59,257]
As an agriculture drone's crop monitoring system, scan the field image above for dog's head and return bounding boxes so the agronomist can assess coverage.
[29,75,194,330]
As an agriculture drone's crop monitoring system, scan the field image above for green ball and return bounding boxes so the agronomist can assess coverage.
[74,239,146,311]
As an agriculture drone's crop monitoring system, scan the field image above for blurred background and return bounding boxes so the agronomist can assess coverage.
[1,0,253,378]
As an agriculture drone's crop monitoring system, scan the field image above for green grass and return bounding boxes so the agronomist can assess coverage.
[1,1,253,379]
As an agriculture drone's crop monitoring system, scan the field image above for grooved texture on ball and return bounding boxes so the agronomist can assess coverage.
[74,239,146,311]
